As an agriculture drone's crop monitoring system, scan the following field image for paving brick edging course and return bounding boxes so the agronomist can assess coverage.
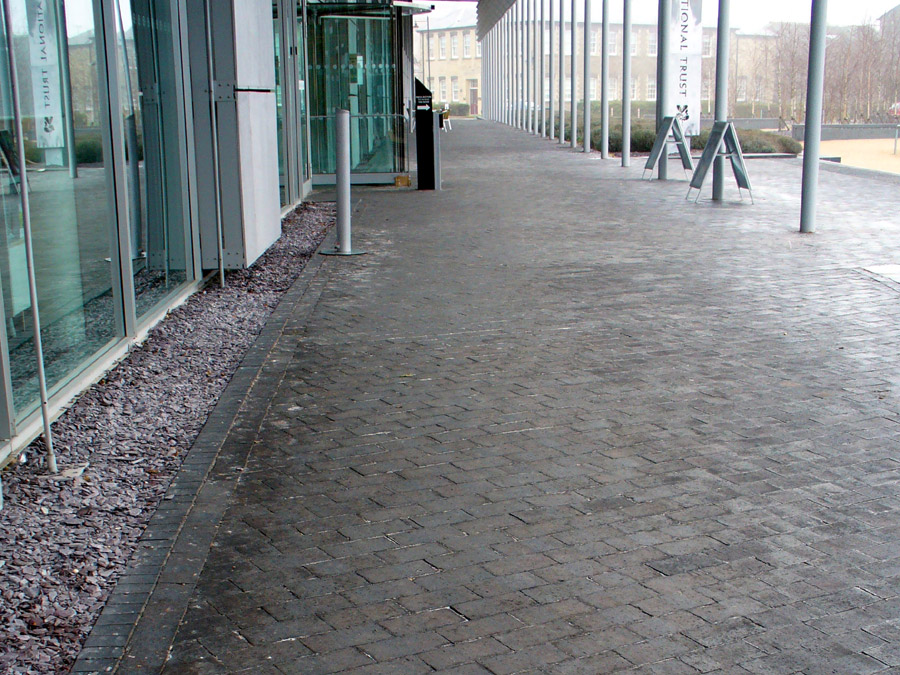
[70,229,337,674]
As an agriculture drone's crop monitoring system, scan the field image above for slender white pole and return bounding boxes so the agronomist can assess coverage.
[540,0,546,136]
[336,109,352,253]
[549,0,555,139]
[600,0,609,158]
[713,0,731,200]
[570,0,577,148]
[800,0,828,233]
[558,0,565,142]
[583,0,591,152]
[622,0,632,166]
[2,0,56,473]
[656,0,671,179]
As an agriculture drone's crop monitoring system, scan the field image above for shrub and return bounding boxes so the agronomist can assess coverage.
[448,102,470,117]
[75,136,104,164]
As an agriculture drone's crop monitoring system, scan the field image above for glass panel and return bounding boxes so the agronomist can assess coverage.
[115,0,191,319]
[274,0,288,205]
[307,4,398,175]
[296,0,309,184]
[7,0,118,414]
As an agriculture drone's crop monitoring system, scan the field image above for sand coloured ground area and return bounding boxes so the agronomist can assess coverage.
[817,137,900,175]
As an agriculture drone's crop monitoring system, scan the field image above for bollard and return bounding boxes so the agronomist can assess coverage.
[321,109,366,256]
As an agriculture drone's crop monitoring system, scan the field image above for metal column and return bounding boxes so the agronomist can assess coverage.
[600,0,609,158]
[558,0,565,142]
[656,0,671,179]
[549,0,555,139]
[712,0,731,200]
[540,0,546,136]
[622,0,632,166]
[582,0,591,152]
[570,0,576,148]
[800,0,828,233]
[515,2,521,128]
[526,0,532,133]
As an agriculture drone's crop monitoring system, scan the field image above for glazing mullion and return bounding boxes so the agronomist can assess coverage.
[96,0,137,338]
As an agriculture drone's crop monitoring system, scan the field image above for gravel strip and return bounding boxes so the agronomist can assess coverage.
[0,203,333,675]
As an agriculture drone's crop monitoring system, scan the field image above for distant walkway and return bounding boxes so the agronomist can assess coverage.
[124,121,900,673]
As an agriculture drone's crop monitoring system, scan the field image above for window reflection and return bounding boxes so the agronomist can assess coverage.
[115,0,190,319]
[7,0,117,414]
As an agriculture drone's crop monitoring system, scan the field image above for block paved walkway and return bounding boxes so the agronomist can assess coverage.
[128,122,900,673]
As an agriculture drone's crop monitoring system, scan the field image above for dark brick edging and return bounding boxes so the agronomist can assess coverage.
[70,229,337,674]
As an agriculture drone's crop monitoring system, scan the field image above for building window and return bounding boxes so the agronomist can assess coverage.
[610,77,619,96]
[647,80,656,101]
[609,31,618,55]
[440,35,446,59]
[648,33,657,56]
[591,30,598,54]
[451,33,458,58]
[428,77,434,92]
[464,32,471,57]
[476,38,482,57]
[631,32,638,56]
[590,77,597,100]
[703,33,712,57]
[737,76,747,102]
[565,77,572,101]
[451,76,459,101]
[631,77,636,100]
[428,36,434,60]
[439,76,447,100]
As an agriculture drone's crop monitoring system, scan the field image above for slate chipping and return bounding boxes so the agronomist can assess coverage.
[148,120,900,673]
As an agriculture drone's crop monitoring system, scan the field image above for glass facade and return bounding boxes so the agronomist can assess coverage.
[274,0,312,206]
[0,0,198,439]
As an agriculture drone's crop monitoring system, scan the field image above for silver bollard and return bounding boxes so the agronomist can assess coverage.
[321,109,365,256]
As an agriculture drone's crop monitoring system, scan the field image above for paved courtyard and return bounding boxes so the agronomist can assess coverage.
[106,121,900,673]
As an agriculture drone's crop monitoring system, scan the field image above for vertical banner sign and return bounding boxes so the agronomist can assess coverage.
[26,0,65,149]
[669,0,702,136]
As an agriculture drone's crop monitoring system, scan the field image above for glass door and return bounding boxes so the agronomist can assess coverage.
[308,5,398,176]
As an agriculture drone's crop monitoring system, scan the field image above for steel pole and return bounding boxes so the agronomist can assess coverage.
[570,0,576,148]
[583,0,591,152]
[527,0,533,133]
[800,0,828,233]
[622,0,632,166]
[559,0,565,142]
[656,0,670,179]
[519,1,525,129]
[508,14,513,125]
[549,0,555,138]
[600,0,609,157]
[712,0,731,200]
[540,0,546,136]
[336,109,352,253]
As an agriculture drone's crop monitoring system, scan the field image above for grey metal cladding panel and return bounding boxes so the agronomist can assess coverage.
[215,101,246,268]
[477,0,515,39]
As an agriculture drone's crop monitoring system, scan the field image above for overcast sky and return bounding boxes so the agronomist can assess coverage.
[427,0,900,33]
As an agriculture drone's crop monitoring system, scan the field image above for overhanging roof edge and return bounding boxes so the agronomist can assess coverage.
[477,0,515,39]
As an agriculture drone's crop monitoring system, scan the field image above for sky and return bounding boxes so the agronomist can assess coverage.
[425,0,900,33]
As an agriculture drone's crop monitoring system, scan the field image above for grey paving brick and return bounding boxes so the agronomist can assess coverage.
[117,122,900,673]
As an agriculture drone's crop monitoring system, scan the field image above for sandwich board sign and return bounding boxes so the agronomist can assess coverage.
[643,116,693,179]
[687,121,753,202]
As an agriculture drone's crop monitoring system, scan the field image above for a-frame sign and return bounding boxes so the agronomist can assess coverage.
[686,121,753,203]
[643,116,693,179]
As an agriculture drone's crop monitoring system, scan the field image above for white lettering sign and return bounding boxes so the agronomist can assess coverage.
[26,0,64,149]
[668,0,701,136]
